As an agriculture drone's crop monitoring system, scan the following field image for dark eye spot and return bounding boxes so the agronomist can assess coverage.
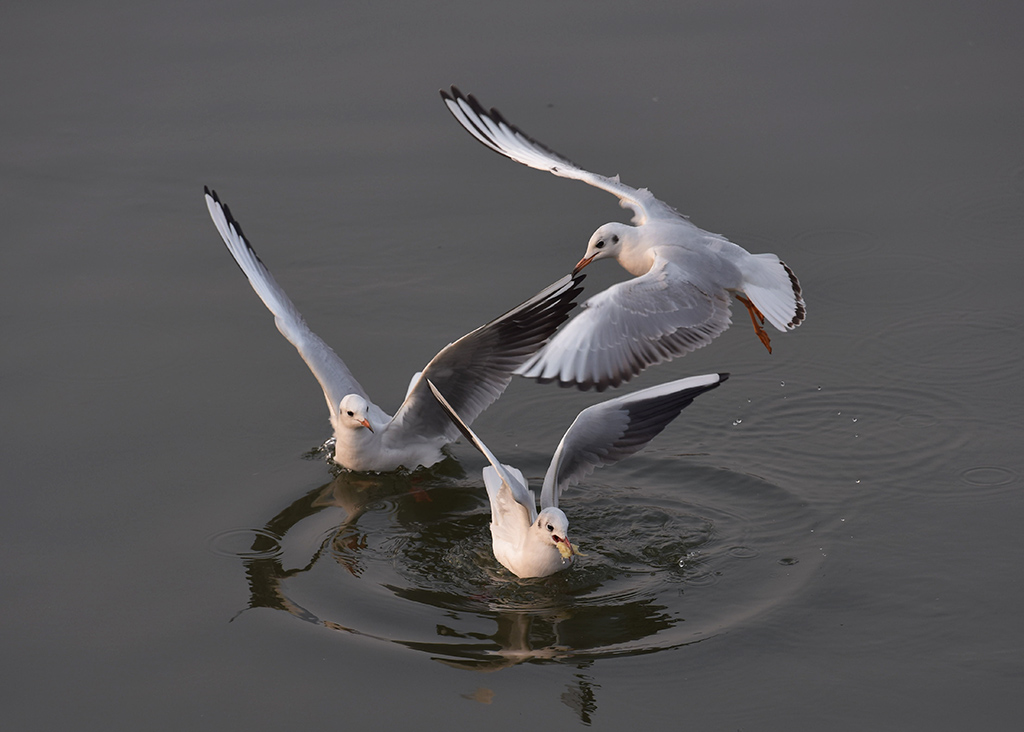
[611,234,619,244]
[595,240,605,249]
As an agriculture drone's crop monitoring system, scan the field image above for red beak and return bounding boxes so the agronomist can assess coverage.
[360,419,374,433]
[572,254,596,275]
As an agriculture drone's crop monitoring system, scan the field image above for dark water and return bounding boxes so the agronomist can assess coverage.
[4,1,1023,729]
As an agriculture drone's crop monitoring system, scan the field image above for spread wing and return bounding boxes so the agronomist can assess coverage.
[539,373,728,508]
[205,187,368,418]
[384,273,584,446]
[516,258,732,391]
[441,86,685,225]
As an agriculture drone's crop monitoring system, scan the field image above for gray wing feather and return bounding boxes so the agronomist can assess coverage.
[516,259,732,391]
[441,86,685,225]
[540,373,728,508]
[386,273,584,446]
[205,187,368,418]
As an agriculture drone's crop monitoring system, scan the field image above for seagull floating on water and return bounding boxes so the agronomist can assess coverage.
[441,87,805,391]
[205,187,584,472]
[428,372,728,578]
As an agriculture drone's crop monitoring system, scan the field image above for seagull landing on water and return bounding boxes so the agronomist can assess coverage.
[428,373,727,578]
[441,87,805,391]
[205,187,584,473]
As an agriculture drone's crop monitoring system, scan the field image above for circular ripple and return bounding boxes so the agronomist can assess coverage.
[718,380,972,487]
[228,465,823,665]
[958,466,1018,488]
[939,189,1024,243]
[207,527,283,559]
[820,251,970,309]
[854,310,1024,389]
[1014,162,1024,193]
[793,227,883,257]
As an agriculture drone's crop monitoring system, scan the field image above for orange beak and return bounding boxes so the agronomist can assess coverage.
[572,253,596,275]
[360,419,374,433]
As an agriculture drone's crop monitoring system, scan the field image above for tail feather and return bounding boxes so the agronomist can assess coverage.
[742,255,805,331]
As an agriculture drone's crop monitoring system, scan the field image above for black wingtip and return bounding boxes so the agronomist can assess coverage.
[203,187,264,275]
[427,379,483,453]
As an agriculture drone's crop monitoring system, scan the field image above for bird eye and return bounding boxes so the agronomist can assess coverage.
[595,240,605,249]
[346,410,354,417]
[546,524,553,532]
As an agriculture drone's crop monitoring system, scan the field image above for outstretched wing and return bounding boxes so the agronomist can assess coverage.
[205,187,368,418]
[540,373,728,509]
[516,258,732,391]
[385,273,584,446]
[441,86,684,225]
[428,381,537,523]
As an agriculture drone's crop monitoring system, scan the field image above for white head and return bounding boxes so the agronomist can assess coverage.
[574,223,630,273]
[337,394,374,432]
[532,506,577,561]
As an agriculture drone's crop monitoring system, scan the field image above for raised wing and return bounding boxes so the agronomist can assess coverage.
[386,273,584,446]
[539,373,728,508]
[516,258,732,391]
[428,381,537,522]
[205,187,369,418]
[441,86,684,225]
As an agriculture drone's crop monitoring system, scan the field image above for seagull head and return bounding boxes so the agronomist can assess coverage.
[533,507,581,562]
[574,223,629,273]
[337,394,374,432]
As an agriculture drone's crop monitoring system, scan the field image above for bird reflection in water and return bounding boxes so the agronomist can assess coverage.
[231,466,697,674]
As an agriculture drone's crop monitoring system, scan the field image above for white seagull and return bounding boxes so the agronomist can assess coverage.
[428,372,728,578]
[441,87,805,391]
[205,187,585,472]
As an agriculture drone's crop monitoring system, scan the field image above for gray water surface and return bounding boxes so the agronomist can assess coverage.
[3,1,1023,730]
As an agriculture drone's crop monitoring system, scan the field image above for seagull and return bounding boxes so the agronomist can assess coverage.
[441,87,805,391]
[205,187,585,472]
[428,372,728,578]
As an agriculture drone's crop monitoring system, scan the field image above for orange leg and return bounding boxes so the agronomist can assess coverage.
[736,294,772,354]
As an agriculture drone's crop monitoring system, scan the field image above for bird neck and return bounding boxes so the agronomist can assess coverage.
[616,231,655,276]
